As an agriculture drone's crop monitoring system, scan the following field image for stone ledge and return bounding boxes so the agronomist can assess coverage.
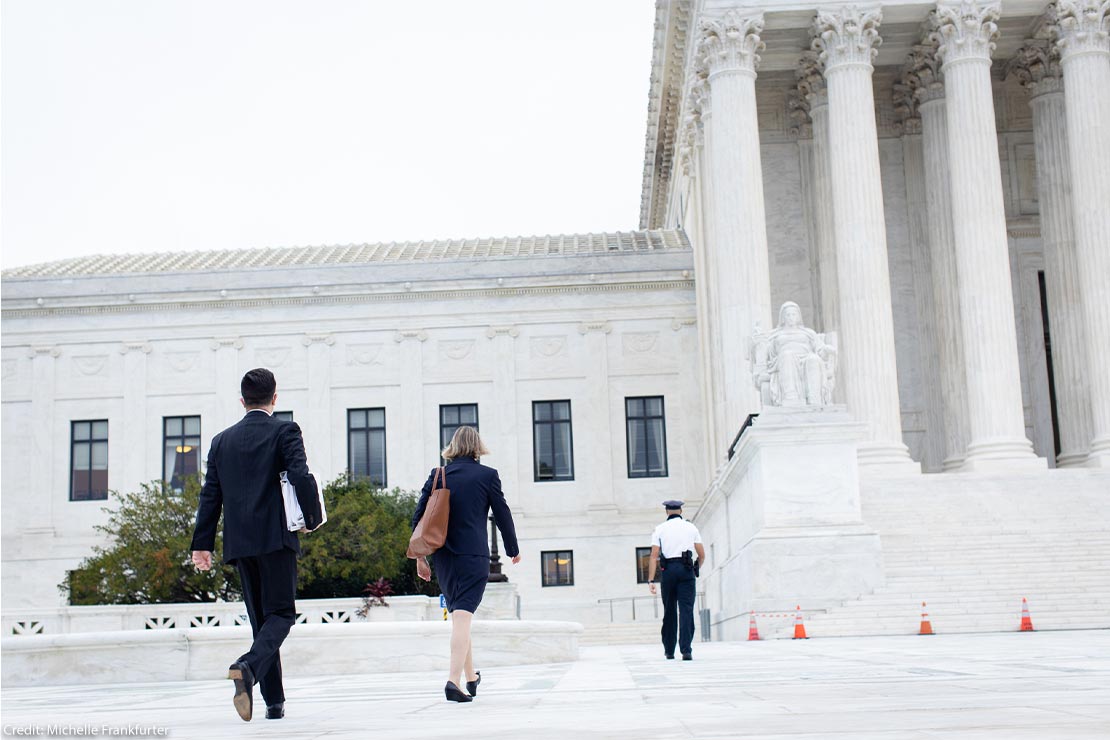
[0,620,582,687]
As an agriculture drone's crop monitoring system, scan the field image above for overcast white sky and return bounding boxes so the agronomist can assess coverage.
[1,1,657,269]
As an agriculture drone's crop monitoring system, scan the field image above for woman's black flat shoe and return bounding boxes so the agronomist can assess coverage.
[445,681,473,703]
[466,671,481,696]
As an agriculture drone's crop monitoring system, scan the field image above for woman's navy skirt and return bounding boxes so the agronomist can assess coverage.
[432,550,489,613]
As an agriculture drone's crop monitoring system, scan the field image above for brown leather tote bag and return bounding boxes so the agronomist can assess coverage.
[407,466,450,558]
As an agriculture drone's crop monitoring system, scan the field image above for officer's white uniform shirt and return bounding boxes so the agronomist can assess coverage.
[652,516,702,559]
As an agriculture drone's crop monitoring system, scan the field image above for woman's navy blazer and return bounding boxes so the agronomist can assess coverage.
[412,456,519,558]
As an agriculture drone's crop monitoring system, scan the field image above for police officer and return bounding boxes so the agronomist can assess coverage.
[647,500,704,660]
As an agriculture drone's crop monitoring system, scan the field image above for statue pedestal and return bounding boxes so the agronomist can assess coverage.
[693,406,884,640]
[475,581,520,620]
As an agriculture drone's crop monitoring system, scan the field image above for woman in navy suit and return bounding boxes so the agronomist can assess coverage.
[412,426,520,702]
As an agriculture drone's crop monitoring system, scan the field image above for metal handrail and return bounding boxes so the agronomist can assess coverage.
[596,595,660,622]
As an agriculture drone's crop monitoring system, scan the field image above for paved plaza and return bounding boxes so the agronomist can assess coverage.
[2,630,1109,739]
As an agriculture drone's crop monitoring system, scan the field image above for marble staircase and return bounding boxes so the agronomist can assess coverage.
[758,468,1110,638]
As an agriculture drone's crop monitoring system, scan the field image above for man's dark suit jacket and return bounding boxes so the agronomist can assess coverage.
[191,410,322,563]
[411,456,519,558]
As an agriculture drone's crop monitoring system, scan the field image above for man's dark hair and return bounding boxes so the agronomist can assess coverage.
[241,368,277,407]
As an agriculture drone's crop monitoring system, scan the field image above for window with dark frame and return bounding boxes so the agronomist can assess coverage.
[348,408,387,487]
[625,396,668,477]
[70,420,109,501]
[533,400,574,481]
[541,550,574,587]
[440,403,479,454]
[635,546,656,584]
[163,416,201,494]
[273,411,294,422]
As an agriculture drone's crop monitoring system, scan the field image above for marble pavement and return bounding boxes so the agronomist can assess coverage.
[2,630,1108,739]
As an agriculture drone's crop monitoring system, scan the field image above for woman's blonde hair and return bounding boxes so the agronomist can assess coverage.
[441,425,489,461]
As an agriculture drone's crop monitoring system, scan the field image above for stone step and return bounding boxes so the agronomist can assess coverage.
[794,472,1110,638]
[756,615,1110,637]
[851,592,1110,603]
[881,553,1110,562]
[888,572,1110,581]
[802,605,1110,618]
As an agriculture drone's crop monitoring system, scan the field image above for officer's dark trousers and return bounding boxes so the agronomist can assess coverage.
[660,565,696,656]
[235,547,298,706]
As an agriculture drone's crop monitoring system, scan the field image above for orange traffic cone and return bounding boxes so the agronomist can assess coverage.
[792,605,808,639]
[919,601,934,635]
[747,613,761,641]
[1020,597,1035,632]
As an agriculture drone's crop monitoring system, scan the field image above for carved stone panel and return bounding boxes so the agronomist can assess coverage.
[438,340,475,362]
[345,343,384,367]
[621,332,659,355]
[71,355,109,378]
[530,336,568,359]
[254,346,291,368]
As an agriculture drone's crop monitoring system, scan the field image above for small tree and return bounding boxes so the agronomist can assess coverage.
[62,479,241,605]
[297,475,439,599]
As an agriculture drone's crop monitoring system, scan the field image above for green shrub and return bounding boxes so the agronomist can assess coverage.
[62,479,241,605]
[61,474,440,605]
[297,475,439,599]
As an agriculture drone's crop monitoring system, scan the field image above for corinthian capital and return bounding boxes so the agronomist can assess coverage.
[679,113,698,176]
[1054,0,1110,59]
[795,50,828,107]
[812,5,883,72]
[698,10,765,77]
[1007,39,1064,96]
[931,1,1001,66]
[900,42,945,112]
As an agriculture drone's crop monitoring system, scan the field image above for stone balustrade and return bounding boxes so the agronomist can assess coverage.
[2,585,521,637]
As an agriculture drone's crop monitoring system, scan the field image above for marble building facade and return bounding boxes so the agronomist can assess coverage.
[3,0,1109,629]
[642,0,1109,477]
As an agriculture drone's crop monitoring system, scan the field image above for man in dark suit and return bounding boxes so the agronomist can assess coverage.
[191,368,322,722]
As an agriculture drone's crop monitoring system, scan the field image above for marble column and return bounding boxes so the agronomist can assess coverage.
[911,46,972,470]
[697,10,774,445]
[210,336,244,433]
[579,321,616,511]
[28,346,60,533]
[895,72,945,472]
[486,326,520,494]
[302,333,335,472]
[680,79,723,472]
[1055,0,1110,467]
[119,341,152,490]
[394,330,428,484]
[812,6,914,468]
[796,52,840,335]
[1009,38,1093,467]
[931,0,1041,470]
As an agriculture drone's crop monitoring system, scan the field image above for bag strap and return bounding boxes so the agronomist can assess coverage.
[432,466,445,491]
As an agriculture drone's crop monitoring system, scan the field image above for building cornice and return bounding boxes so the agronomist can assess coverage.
[639,0,694,230]
[1,278,697,320]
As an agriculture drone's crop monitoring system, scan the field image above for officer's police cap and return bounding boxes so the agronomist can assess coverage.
[662,499,684,509]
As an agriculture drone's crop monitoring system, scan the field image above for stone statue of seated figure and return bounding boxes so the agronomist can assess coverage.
[750,301,837,407]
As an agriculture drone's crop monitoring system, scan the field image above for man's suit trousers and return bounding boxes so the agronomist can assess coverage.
[236,548,298,706]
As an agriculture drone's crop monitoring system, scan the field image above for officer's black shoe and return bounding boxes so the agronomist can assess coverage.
[665,653,675,660]
[682,653,693,661]
[227,661,255,722]
[265,703,284,720]
[466,671,481,697]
